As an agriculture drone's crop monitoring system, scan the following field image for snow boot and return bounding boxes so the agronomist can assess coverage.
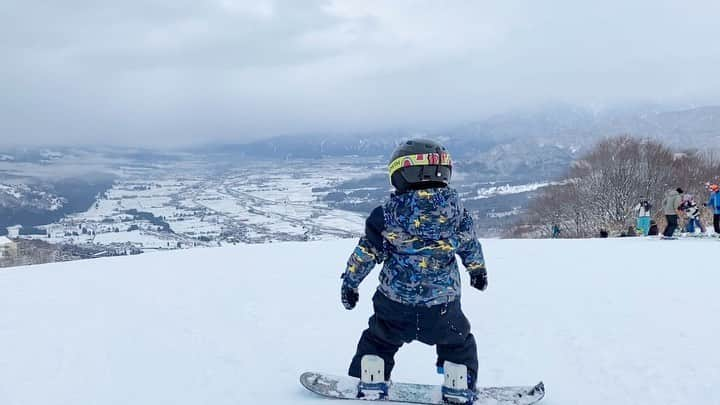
[357,355,389,399]
[441,361,477,404]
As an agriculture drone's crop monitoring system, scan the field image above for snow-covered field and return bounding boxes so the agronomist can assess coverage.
[469,182,561,200]
[1,238,718,405]
[51,159,369,248]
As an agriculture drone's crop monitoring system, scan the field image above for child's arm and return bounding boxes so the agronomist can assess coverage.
[456,208,485,272]
[341,206,386,290]
[456,208,487,291]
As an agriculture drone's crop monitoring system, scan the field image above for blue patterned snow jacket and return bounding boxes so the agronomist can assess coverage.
[342,187,485,307]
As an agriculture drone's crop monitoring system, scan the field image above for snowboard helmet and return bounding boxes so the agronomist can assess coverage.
[388,139,452,193]
[710,184,719,192]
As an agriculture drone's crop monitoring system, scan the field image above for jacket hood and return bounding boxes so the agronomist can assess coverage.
[384,187,462,240]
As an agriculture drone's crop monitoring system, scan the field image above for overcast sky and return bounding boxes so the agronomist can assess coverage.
[2,0,720,147]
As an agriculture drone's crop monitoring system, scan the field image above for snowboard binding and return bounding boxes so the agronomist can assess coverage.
[441,361,477,404]
[357,355,390,400]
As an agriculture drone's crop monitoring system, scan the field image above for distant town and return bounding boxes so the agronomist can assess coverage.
[0,157,379,267]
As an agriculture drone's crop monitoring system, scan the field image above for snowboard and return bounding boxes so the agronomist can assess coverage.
[300,372,545,405]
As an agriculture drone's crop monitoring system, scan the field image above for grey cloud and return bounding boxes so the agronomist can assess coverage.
[2,0,720,147]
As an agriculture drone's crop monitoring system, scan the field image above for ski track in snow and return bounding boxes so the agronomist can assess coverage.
[0,238,719,405]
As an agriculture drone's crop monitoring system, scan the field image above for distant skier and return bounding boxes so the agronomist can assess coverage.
[679,194,706,235]
[634,200,652,236]
[706,184,720,236]
[661,188,683,238]
[551,224,561,238]
[340,139,486,403]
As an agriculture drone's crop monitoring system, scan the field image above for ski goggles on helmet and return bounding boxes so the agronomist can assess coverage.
[388,152,452,178]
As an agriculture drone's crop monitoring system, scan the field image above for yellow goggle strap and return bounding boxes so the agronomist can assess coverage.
[388,152,452,178]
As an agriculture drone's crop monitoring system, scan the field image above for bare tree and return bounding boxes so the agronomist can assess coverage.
[514,136,720,238]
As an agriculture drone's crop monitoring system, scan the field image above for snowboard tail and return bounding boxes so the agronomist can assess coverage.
[300,372,545,405]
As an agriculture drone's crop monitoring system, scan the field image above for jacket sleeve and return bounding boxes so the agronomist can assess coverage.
[455,208,486,272]
[341,206,386,289]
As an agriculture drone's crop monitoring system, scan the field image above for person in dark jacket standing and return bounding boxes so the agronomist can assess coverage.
[661,188,683,238]
[341,139,486,403]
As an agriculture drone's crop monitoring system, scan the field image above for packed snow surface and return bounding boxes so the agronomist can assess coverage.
[1,238,718,405]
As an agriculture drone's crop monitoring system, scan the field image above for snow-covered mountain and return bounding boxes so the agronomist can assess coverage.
[447,104,720,149]
[204,104,720,161]
[1,238,717,405]
[0,183,66,211]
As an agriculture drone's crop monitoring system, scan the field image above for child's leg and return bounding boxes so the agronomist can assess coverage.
[686,219,695,233]
[348,315,403,380]
[349,292,413,380]
[436,333,479,389]
[416,301,479,389]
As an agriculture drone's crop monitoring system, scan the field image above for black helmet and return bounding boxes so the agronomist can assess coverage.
[388,139,452,193]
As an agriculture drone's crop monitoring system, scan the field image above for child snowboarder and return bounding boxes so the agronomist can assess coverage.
[340,139,487,404]
[679,194,706,235]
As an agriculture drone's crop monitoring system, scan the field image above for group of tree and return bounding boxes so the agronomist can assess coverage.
[512,136,720,238]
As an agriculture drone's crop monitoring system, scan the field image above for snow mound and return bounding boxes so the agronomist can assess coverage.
[1,238,718,405]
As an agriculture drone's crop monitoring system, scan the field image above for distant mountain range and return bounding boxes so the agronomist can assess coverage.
[185,104,719,184]
[200,104,720,160]
[440,104,720,150]
[3,104,718,162]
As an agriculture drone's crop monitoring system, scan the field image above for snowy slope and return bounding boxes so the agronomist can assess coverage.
[1,238,719,405]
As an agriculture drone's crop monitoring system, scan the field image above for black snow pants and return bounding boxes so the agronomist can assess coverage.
[349,291,478,389]
[714,214,720,234]
[663,214,679,237]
